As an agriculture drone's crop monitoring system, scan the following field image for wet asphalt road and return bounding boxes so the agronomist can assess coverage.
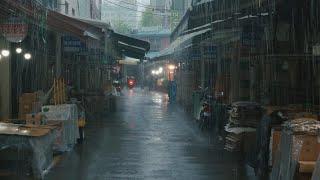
[46,89,256,180]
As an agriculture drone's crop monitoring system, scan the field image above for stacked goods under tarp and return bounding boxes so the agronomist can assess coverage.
[312,155,320,180]
[0,123,58,179]
[271,118,320,180]
[224,131,257,155]
[252,108,319,179]
[225,133,243,152]
[41,104,79,152]
[229,101,263,128]
[225,101,262,152]
[19,92,43,119]
[253,109,288,178]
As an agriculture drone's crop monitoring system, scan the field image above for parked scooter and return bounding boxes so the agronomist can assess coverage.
[196,87,214,131]
[199,94,214,130]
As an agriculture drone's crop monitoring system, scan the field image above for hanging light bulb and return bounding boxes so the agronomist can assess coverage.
[158,67,163,73]
[16,47,22,54]
[24,53,31,60]
[1,50,10,57]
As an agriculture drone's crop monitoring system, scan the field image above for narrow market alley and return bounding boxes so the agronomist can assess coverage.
[45,89,254,180]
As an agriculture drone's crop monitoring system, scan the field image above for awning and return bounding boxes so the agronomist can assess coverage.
[118,57,140,65]
[47,10,103,41]
[153,28,211,60]
[112,32,150,59]
[76,18,111,31]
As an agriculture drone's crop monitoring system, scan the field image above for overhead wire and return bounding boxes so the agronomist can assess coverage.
[114,0,187,12]
[103,0,168,17]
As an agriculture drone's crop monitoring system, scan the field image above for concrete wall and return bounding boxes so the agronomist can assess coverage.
[57,0,101,19]
[78,0,91,18]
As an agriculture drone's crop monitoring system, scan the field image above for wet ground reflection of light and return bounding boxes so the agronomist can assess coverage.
[128,89,134,96]
[152,92,164,104]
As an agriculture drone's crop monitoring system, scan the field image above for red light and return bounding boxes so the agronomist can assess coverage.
[129,81,133,85]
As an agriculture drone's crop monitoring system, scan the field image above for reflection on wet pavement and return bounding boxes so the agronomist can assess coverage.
[46,89,256,180]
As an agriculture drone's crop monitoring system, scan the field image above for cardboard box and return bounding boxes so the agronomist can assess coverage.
[25,113,42,125]
[19,93,42,119]
[270,129,282,166]
[19,93,38,105]
[299,136,320,161]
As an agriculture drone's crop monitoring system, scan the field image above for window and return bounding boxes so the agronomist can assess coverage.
[65,1,69,14]
[72,8,75,16]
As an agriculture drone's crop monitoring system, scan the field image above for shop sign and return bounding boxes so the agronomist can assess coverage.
[63,36,86,52]
[0,17,28,43]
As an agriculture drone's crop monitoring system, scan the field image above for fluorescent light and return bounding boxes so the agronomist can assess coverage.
[1,50,10,57]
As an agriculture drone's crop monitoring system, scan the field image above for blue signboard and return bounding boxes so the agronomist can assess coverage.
[63,36,86,52]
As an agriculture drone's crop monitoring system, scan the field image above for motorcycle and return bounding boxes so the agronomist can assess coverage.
[127,77,136,89]
[113,80,121,96]
[199,96,213,130]
[196,87,214,131]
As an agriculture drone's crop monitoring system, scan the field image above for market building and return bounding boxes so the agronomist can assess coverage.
[0,1,149,178]
[1,0,320,179]
[151,0,320,178]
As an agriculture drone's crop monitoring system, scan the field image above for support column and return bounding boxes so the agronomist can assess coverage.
[76,56,81,91]
[200,59,205,88]
[55,33,62,78]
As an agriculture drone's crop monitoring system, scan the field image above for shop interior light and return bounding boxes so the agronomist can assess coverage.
[1,50,10,57]
[151,70,156,75]
[16,47,22,54]
[168,64,176,70]
[24,53,31,60]
[158,67,163,73]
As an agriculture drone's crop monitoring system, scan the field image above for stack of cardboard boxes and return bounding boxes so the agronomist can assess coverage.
[25,113,42,126]
[270,118,320,180]
[19,93,41,119]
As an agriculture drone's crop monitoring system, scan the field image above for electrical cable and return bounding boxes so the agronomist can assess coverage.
[111,0,187,12]
[103,0,170,17]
